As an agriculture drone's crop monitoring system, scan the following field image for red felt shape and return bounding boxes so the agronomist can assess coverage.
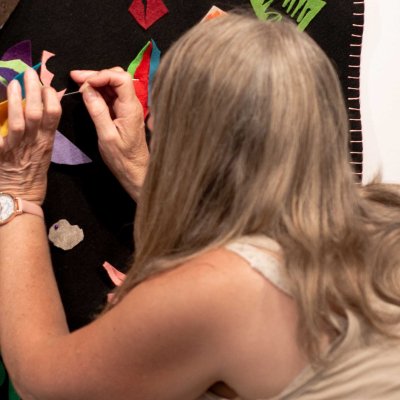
[133,41,152,118]
[129,0,168,30]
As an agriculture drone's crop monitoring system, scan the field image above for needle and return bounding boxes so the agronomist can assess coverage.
[62,90,81,97]
[63,78,139,98]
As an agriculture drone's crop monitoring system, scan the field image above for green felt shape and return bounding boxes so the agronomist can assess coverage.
[250,0,326,31]
[0,59,29,75]
[9,379,20,400]
[14,62,41,98]
[249,0,275,20]
[127,41,151,76]
[0,359,5,386]
[282,0,326,31]
[0,59,30,86]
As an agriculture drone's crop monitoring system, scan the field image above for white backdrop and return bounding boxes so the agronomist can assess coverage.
[361,0,400,184]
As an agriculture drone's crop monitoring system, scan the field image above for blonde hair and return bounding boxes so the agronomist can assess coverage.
[109,14,400,361]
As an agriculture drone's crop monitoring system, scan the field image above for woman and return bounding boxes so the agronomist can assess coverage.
[0,13,400,400]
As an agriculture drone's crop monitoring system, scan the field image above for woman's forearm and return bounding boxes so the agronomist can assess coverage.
[0,214,68,383]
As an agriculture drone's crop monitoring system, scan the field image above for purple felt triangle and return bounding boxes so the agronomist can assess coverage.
[52,131,92,165]
[0,67,18,82]
[1,40,32,66]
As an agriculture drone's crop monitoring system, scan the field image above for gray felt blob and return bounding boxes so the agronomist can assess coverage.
[48,219,84,250]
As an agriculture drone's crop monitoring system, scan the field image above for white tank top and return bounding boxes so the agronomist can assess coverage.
[198,235,291,400]
[198,235,400,400]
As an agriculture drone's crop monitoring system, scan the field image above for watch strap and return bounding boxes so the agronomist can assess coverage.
[16,197,44,219]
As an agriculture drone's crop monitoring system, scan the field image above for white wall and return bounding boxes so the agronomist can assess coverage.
[361,0,400,184]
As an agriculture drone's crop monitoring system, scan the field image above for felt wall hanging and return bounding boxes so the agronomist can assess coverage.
[0,2,365,398]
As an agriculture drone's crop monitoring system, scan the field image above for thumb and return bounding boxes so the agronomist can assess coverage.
[81,85,115,140]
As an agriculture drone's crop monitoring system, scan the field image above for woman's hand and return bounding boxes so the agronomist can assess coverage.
[0,68,61,205]
[70,68,150,201]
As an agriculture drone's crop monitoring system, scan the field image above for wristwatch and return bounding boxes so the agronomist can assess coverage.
[0,193,44,225]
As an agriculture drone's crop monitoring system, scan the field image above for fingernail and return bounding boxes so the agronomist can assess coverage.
[82,85,99,102]
[79,82,88,93]
[9,79,20,92]
[25,66,36,77]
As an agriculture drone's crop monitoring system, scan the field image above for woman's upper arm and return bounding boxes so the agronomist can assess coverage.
[18,262,225,400]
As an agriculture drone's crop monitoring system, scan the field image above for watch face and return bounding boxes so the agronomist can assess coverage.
[0,193,15,224]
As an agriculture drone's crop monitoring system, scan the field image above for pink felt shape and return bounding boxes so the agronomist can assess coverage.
[40,50,55,86]
[103,261,126,286]
[40,50,66,100]
[133,42,152,118]
[129,0,168,30]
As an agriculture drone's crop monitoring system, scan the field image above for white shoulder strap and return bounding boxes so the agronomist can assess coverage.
[226,237,291,296]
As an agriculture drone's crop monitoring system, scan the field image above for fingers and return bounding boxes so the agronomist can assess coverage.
[6,79,25,149]
[70,70,97,84]
[41,86,62,135]
[6,69,61,150]
[70,67,124,85]
[80,85,117,141]
[24,67,43,142]
[80,69,135,103]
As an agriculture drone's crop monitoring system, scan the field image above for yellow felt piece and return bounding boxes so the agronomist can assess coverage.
[0,99,26,137]
[0,100,8,137]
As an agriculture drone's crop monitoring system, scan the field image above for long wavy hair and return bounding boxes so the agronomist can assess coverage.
[108,13,400,361]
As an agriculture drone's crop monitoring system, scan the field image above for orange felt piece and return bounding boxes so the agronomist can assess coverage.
[0,99,8,137]
[0,99,26,137]
[201,6,227,22]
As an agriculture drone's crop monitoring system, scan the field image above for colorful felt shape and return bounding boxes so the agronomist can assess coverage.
[201,5,227,21]
[103,261,126,286]
[0,111,92,165]
[0,99,9,137]
[40,50,55,86]
[0,40,32,86]
[40,50,66,100]
[148,39,161,100]
[133,44,152,118]
[250,0,275,20]
[127,39,161,108]
[127,41,152,118]
[0,82,7,102]
[129,0,168,30]
[0,99,22,137]
[103,261,126,302]
[13,62,41,98]
[0,41,32,87]
[0,59,30,75]
[51,131,92,165]
[8,379,20,400]
[1,39,32,66]
[127,41,151,76]
[0,67,18,84]
[0,359,5,386]
[48,219,84,250]
[0,44,90,166]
